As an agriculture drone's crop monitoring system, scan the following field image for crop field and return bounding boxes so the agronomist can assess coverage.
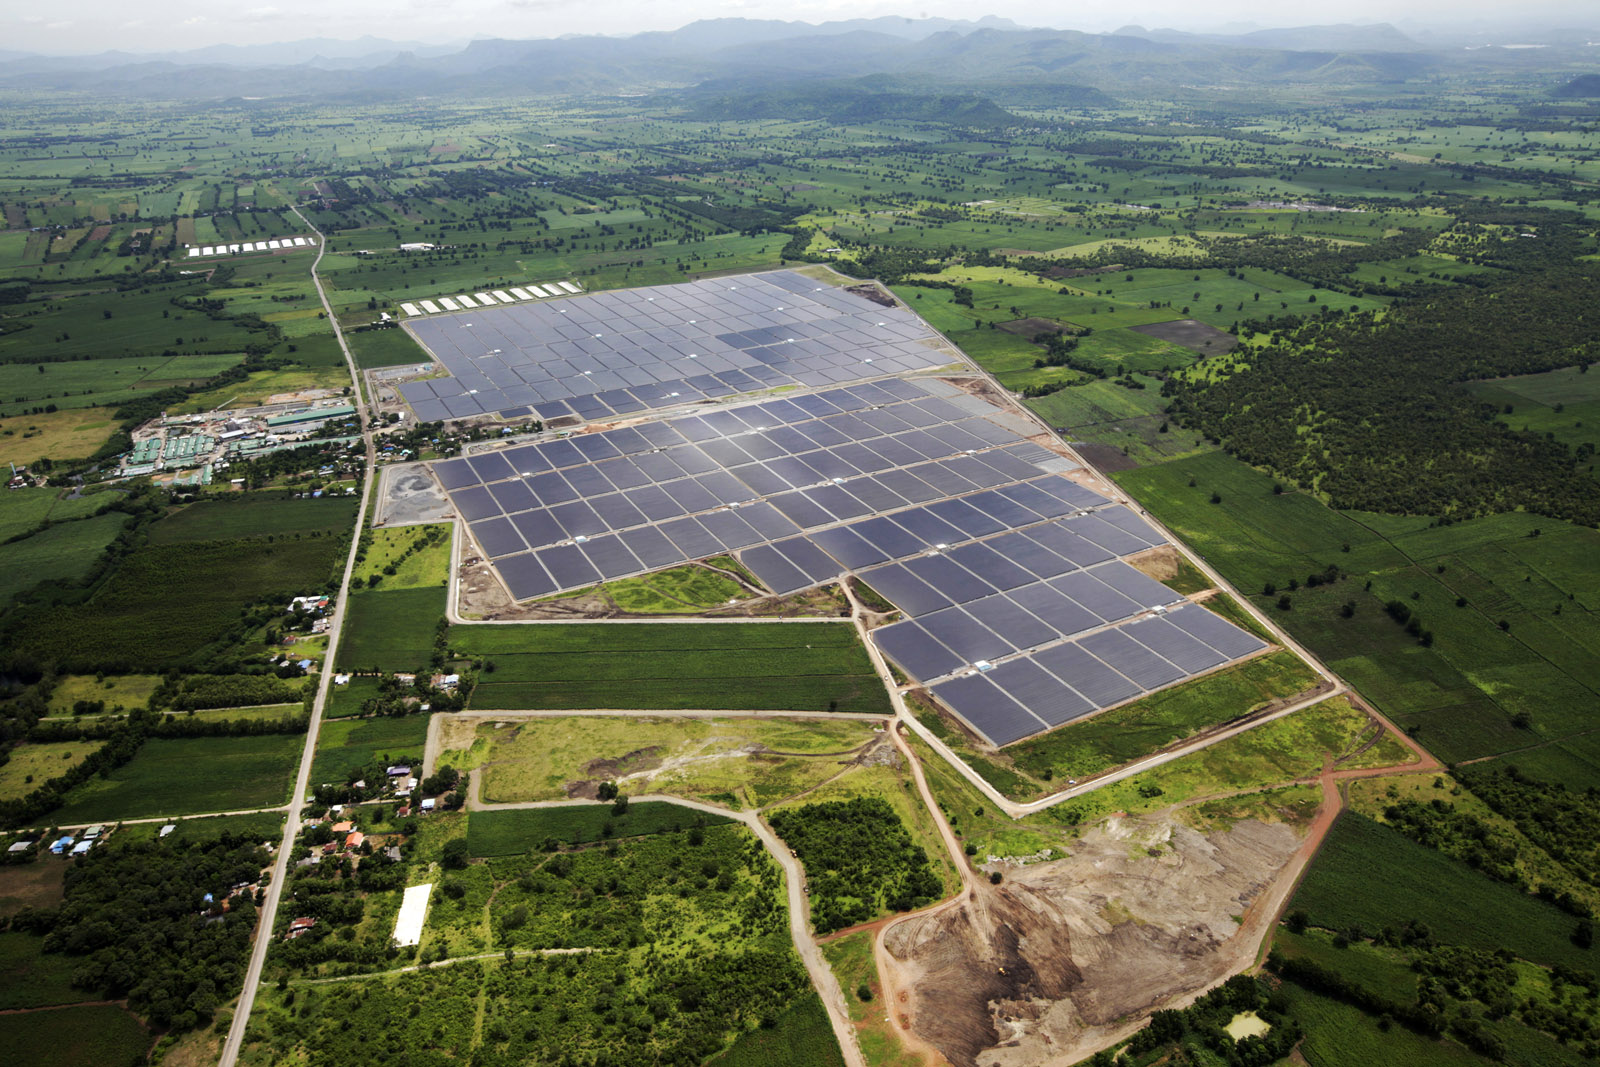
[325,674,384,718]
[1026,374,1215,466]
[1290,813,1594,972]
[107,810,285,848]
[308,713,429,788]
[0,486,105,543]
[335,587,446,671]
[454,715,881,807]
[0,1004,150,1067]
[454,621,891,713]
[6,532,348,671]
[0,930,88,1009]
[466,801,734,855]
[1469,365,1600,462]
[147,493,357,543]
[709,993,845,1067]
[50,734,303,823]
[0,510,125,607]
[1116,449,1600,773]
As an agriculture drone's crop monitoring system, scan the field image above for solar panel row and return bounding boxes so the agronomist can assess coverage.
[402,270,948,423]
[926,605,1264,745]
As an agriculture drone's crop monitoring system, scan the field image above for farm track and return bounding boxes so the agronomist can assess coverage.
[219,208,379,1067]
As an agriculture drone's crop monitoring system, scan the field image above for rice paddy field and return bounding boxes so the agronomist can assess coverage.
[452,621,891,714]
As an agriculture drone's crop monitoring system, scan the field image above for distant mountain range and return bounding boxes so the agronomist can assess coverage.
[3,18,1597,101]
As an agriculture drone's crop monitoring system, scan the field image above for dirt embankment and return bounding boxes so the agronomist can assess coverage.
[882,813,1301,1067]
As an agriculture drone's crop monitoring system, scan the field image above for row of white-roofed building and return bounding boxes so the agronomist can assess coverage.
[399,280,582,318]
[185,236,317,258]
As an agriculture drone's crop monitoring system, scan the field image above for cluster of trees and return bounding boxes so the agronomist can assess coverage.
[1381,796,1523,890]
[1163,261,1600,525]
[156,672,305,711]
[767,796,942,934]
[1114,974,1300,1067]
[12,835,268,1031]
[1459,765,1600,900]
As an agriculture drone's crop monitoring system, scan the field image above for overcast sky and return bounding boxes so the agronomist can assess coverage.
[9,0,1599,55]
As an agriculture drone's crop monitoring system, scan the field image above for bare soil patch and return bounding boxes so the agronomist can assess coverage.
[0,862,66,919]
[1129,319,1239,356]
[1125,545,1179,582]
[883,814,1302,1067]
[1070,442,1140,473]
[846,283,899,308]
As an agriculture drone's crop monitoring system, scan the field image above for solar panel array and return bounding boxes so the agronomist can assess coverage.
[401,270,947,424]
[430,369,1267,747]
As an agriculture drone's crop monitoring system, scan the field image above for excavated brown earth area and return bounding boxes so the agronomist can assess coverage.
[883,814,1301,1067]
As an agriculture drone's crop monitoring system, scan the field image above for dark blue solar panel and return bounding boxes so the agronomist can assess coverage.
[1123,617,1226,673]
[810,526,889,570]
[924,497,1008,538]
[775,537,845,584]
[698,509,763,550]
[467,452,516,483]
[918,607,1010,662]
[986,658,1095,727]
[488,479,538,515]
[510,509,565,548]
[1006,584,1099,639]
[965,595,1058,651]
[452,485,501,522]
[659,516,723,559]
[1078,629,1186,689]
[499,553,557,600]
[944,542,1035,592]
[536,543,600,590]
[526,471,579,506]
[470,517,526,558]
[1033,642,1142,709]
[1164,604,1268,660]
[580,535,643,580]
[740,544,810,594]
[1090,562,1180,609]
[590,493,647,530]
[873,622,965,681]
[904,554,996,604]
[931,673,1047,747]
[616,525,684,570]
[858,563,953,615]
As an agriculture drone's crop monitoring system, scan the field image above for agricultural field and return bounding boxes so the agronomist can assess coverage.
[0,1005,150,1067]
[453,621,892,714]
[45,674,162,715]
[336,587,447,671]
[4,522,350,672]
[49,734,303,823]
[308,712,429,789]
[1114,450,1600,775]
[146,492,357,543]
[0,509,126,608]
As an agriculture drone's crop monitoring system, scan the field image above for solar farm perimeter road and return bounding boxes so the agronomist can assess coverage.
[219,208,379,1067]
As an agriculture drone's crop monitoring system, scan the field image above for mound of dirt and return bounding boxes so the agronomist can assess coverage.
[883,814,1301,1067]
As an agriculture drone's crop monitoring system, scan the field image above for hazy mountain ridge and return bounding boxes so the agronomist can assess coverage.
[1,18,1596,100]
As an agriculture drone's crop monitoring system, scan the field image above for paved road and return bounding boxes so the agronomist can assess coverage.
[219,208,379,1067]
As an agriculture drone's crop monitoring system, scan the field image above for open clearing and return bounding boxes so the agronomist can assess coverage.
[0,740,103,800]
[441,714,883,807]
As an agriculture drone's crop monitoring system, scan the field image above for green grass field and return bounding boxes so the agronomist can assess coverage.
[50,735,303,823]
[0,511,125,607]
[308,713,429,788]
[707,993,845,1067]
[6,534,348,671]
[465,801,734,855]
[0,740,103,800]
[0,931,84,1010]
[0,1004,150,1067]
[1007,649,1315,782]
[147,493,357,543]
[336,587,446,671]
[0,487,105,543]
[455,622,891,714]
